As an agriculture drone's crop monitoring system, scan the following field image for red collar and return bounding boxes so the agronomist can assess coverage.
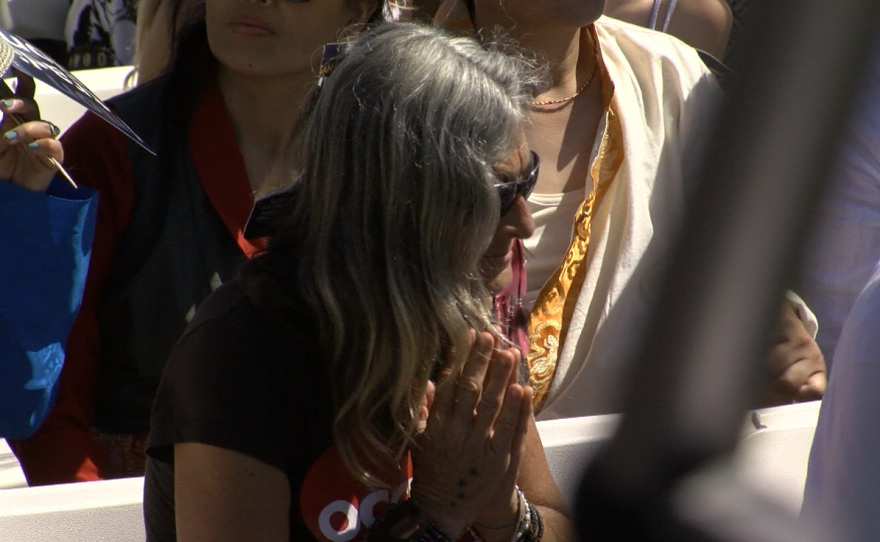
[188,73,266,257]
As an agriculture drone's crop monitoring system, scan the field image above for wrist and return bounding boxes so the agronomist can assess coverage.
[409,487,472,539]
[368,499,466,542]
[475,488,545,542]
[472,488,521,542]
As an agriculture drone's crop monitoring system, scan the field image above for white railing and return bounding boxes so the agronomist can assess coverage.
[0,401,821,541]
[0,438,26,489]
[0,476,144,541]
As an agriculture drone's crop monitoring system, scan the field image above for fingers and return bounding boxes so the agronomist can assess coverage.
[473,348,516,435]
[430,329,483,421]
[0,121,63,163]
[509,347,522,386]
[768,304,824,379]
[415,380,436,433]
[2,120,60,144]
[0,97,40,124]
[424,380,436,412]
[505,386,532,478]
[12,71,36,100]
[492,381,529,442]
[774,353,824,391]
[795,371,826,402]
[450,332,494,422]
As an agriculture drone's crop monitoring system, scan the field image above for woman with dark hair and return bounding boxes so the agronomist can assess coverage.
[10,0,386,485]
[144,22,570,542]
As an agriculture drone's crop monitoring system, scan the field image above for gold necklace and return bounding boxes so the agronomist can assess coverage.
[531,60,599,107]
[532,30,601,108]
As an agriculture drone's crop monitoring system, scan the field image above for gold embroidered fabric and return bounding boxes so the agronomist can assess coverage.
[527,30,624,409]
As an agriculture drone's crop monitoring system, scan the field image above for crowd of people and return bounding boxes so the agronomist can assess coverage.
[1,0,877,540]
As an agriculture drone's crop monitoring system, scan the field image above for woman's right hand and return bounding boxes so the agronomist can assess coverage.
[410,331,532,538]
[0,75,63,193]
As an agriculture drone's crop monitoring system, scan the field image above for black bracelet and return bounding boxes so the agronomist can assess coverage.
[524,501,544,542]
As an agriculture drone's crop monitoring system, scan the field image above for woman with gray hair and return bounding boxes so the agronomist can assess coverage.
[143,22,571,542]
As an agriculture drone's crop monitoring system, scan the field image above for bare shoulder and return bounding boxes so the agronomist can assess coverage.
[603,0,657,27]
[603,0,733,59]
[666,0,733,58]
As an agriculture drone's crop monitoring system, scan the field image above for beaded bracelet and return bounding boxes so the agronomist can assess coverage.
[511,486,529,541]
[513,492,544,542]
[525,501,544,542]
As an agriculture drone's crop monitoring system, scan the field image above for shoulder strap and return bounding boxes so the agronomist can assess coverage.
[648,0,678,33]
[661,0,678,32]
[648,0,662,30]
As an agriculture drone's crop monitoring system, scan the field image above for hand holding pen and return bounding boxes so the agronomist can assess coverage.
[0,72,74,192]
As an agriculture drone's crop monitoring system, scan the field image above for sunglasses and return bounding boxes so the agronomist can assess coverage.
[495,150,540,215]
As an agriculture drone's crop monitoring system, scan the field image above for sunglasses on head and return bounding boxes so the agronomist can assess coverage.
[495,150,540,215]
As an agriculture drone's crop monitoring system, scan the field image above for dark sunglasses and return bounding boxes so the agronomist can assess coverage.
[495,150,540,215]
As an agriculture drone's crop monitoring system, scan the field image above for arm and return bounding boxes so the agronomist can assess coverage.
[468,412,572,542]
[665,0,733,60]
[513,415,574,542]
[174,443,290,542]
[8,105,134,484]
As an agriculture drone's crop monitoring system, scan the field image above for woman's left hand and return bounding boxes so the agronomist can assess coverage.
[0,74,63,192]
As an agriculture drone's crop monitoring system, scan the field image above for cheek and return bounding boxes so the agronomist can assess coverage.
[483,263,514,295]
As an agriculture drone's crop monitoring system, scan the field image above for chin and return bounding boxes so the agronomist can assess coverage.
[484,267,514,296]
[552,1,604,26]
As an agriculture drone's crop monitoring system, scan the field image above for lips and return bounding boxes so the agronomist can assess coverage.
[482,245,514,267]
[227,15,274,36]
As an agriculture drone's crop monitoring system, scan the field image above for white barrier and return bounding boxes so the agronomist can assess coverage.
[734,401,821,514]
[0,402,820,540]
[0,476,145,542]
[535,412,619,507]
[534,401,821,513]
[0,438,26,489]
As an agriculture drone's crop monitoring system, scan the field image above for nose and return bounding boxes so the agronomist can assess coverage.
[500,195,536,240]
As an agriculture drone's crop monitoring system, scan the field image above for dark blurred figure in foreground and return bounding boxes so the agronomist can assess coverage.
[802,41,880,541]
[798,43,880,367]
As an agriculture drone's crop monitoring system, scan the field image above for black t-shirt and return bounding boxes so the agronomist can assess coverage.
[144,280,412,541]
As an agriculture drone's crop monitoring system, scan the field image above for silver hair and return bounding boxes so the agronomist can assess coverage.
[264,22,540,485]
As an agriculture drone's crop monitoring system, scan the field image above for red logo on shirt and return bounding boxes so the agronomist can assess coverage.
[300,446,412,542]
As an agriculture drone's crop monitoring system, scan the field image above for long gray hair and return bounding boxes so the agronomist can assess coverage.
[247,22,538,485]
